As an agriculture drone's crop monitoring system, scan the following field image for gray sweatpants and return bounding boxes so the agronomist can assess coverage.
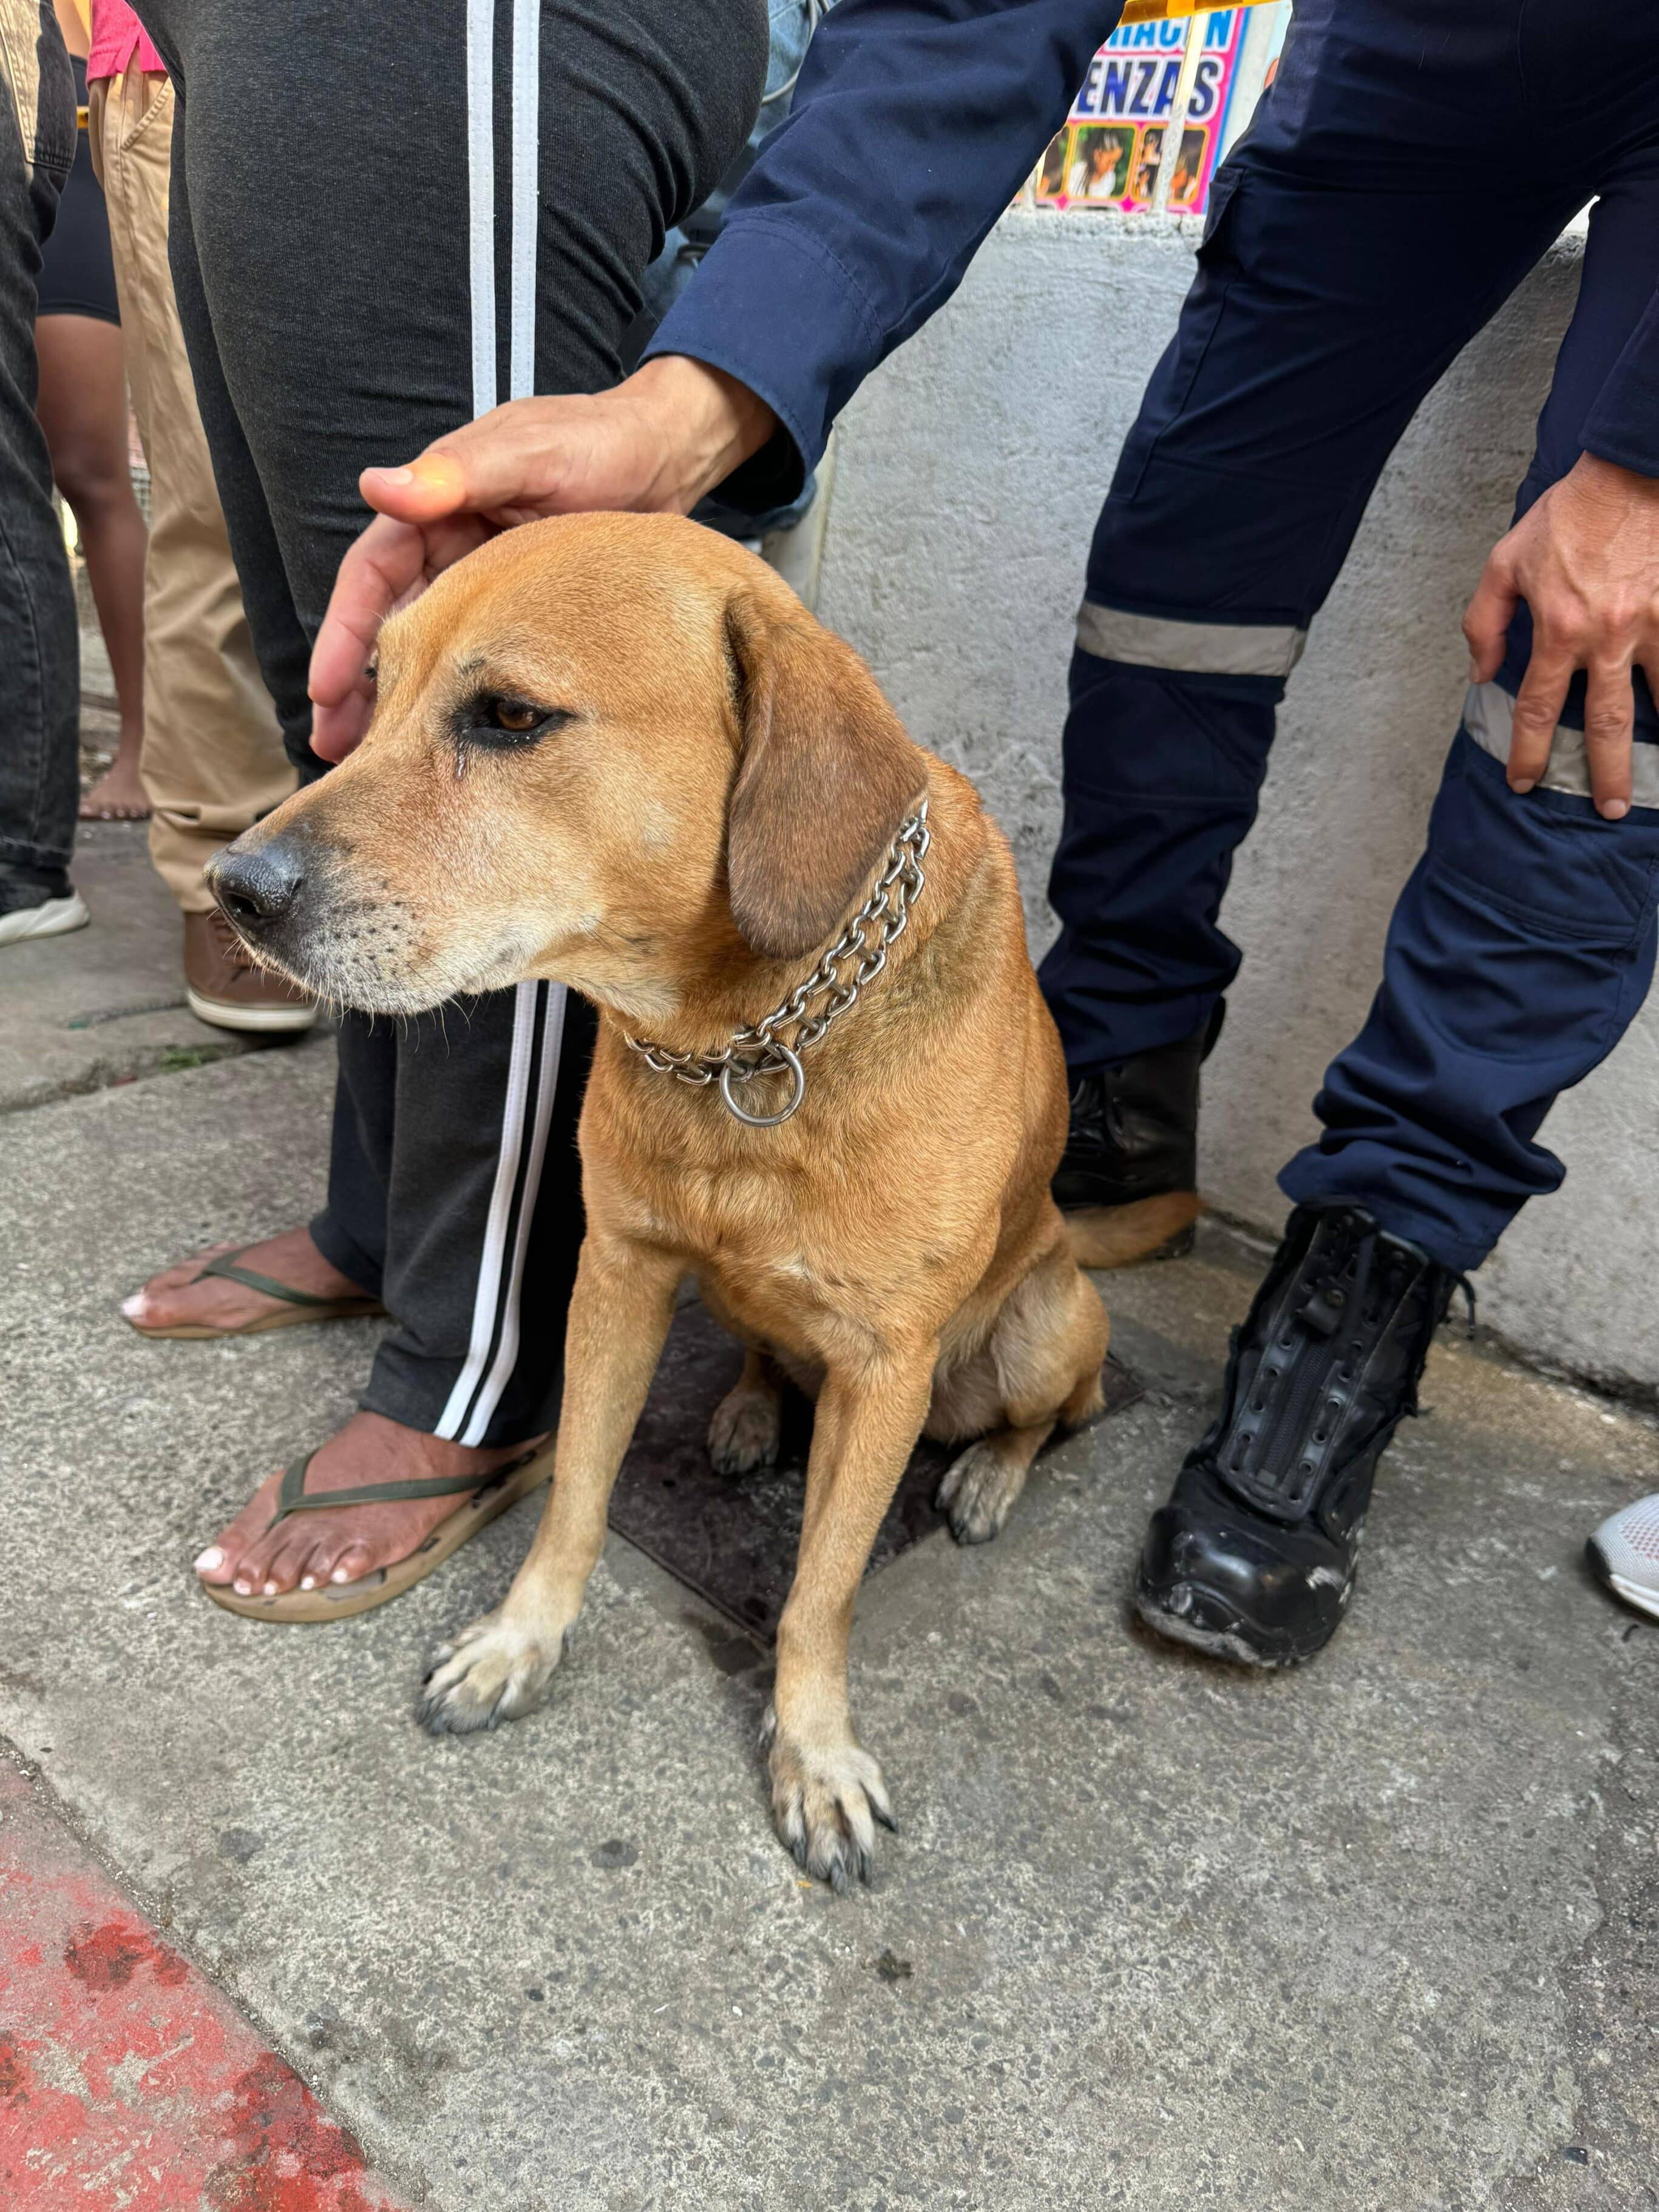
[138,0,768,1440]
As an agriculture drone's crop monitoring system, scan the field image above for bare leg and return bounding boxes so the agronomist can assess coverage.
[768,1343,936,1888]
[419,1236,683,1734]
[35,314,149,816]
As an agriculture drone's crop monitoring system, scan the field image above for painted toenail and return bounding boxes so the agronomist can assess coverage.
[262,1581,279,1596]
[233,1579,252,1595]
[330,1567,351,1584]
[121,1294,148,1318]
[195,1547,224,1572]
[300,1575,316,1590]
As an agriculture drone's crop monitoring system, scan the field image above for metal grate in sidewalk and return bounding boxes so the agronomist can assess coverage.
[608,1300,1143,1640]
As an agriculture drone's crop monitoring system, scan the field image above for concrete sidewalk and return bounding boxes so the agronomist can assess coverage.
[1,1759,409,2208]
[0,1004,1654,2208]
[0,821,299,1114]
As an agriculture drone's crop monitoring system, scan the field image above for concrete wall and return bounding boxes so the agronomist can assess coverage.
[815,210,1659,1396]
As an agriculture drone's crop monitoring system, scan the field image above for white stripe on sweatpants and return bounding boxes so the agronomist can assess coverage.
[435,0,568,1445]
[465,0,497,427]
[433,983,543,1440]
[509,0,541,403]
[455,991,562,1445]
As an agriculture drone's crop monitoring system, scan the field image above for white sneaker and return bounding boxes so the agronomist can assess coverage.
[1586,1494,1659,1622]
[0,890,89,946]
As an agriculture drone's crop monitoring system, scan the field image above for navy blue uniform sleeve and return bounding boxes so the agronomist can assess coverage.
[645,0,1125,507]
[1583,288,1659,479]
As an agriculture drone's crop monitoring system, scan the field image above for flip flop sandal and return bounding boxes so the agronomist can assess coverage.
[126,1246,386,1339]
[200,1443,554,1623]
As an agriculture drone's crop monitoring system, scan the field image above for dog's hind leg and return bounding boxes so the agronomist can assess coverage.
[936,1417,1059,1547]
[708,1346,784,1476]
[937,1241,1108,1547]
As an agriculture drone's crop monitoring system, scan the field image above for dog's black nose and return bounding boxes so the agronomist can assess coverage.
[209,836,306,930]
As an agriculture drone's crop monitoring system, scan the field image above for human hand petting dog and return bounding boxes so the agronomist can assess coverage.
[307,356,776,759]
[1464,451,1659,822]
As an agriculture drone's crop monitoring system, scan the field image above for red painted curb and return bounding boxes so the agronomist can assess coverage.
[0,1768,410,2211]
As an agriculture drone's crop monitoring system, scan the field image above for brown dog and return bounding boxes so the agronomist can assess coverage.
[208,512,1107,1887]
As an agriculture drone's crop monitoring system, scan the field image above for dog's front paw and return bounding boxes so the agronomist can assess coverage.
[417,1610,567,1737]
[707,1376,782,1476]
[764,1709,896,1891]
[936,1436,1025,1545]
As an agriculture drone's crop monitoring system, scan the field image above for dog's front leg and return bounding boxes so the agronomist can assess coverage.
[767,1342,936,1888]
[419,1235,681,1735]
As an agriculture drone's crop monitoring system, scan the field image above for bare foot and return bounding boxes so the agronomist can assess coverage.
[122,1227,365,1334]
[80,755,151,821]
[194,1410,550,1598]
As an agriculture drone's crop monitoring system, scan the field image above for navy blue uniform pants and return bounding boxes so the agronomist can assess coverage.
[1039,1,1659,1274]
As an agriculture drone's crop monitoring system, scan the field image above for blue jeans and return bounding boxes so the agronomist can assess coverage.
[0,1,78,911]
[1040,0,1659,1273]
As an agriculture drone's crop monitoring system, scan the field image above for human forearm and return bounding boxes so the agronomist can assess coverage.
[1582,288,1659,480]
[647,0,1127,500]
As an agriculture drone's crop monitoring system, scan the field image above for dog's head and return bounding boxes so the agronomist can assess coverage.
[208,512,922,1025]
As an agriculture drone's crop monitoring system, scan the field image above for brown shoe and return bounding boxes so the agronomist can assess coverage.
[183,908,317,1033]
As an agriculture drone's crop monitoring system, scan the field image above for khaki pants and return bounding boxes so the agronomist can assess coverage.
[89,69,291,912]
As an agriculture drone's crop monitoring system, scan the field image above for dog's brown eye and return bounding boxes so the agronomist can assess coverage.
[454,693,573,755]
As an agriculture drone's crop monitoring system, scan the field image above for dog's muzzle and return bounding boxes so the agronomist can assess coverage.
[205,829,316,969]
[203,826,448,1013]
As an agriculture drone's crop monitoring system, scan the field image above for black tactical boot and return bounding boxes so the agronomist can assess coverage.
[1053,1009,1220,1268]
[1135,1204,1471,1666]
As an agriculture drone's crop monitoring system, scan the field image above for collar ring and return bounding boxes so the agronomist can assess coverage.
[719,1041,806,1127]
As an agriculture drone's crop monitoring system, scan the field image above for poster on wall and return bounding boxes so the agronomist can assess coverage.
[1030,8,1247,217]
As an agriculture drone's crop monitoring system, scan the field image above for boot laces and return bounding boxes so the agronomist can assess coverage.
[1289,1210,1475,1424]
[1299,1209,1474,1336]
[1215,1207,1476,1516]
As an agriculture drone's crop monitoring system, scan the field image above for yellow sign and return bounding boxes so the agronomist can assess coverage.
[1119,0,1265,19]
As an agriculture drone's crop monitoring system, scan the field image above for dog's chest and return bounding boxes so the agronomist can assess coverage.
[698,1244,878,1373]
[617,1152,891,1353]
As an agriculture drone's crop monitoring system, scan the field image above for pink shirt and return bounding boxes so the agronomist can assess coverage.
[86,0,166,81]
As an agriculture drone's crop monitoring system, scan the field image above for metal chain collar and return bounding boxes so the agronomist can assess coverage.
[623,801,931,1127]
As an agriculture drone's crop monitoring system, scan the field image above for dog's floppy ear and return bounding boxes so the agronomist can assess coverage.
[723,590,921,962]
